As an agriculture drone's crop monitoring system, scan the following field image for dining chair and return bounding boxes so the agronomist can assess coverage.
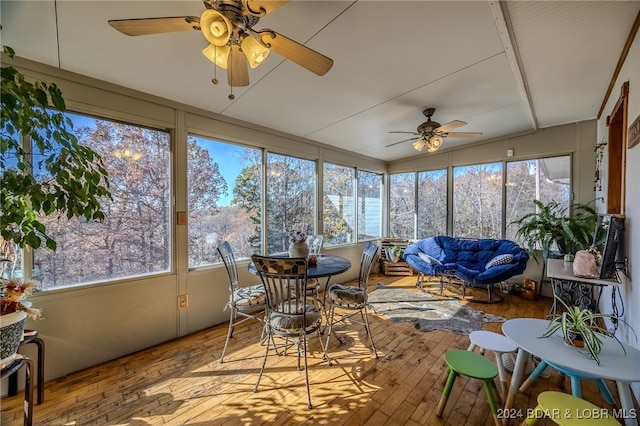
[251,255,323,409]
[305,234,324,300]
[217,241,267,363]
[306,234,324,255]
[322,241,379,365]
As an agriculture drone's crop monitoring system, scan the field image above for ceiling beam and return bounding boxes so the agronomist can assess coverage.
[488,0,537,131]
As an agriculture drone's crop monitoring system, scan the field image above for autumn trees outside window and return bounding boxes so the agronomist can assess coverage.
[187,137,262,266]
[388,155,571,242]
[33,112,171,288]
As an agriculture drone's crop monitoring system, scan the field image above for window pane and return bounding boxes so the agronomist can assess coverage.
[453,163,503,239]
[34,113,171,288]
[417,169,447,238]
[357,171,383,241]
[389,172,415,238]
[323,163,355,246]
[505,156,571,242]
[188,137,262,267]
[266,153,315,254]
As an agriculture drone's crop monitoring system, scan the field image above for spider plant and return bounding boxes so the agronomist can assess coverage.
[541,295,636,364]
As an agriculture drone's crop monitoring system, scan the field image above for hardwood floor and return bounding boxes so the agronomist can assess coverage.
[1,274,629,425]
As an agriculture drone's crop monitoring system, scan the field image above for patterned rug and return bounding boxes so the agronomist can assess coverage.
[367,284,506,335]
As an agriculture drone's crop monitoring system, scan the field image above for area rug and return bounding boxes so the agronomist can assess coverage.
[367,285,506,335]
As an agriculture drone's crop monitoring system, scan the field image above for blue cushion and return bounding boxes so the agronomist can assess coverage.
[418,252,443,265]
[486,254,513,269]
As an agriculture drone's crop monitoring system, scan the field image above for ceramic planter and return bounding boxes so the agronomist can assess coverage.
[0,310,27,369]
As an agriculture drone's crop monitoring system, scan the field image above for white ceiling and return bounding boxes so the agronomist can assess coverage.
[2,1,638,162]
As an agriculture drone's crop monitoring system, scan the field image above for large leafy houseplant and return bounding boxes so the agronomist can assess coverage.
[541,296,636,365]
[1,44,111,251]
[511,199,597,263]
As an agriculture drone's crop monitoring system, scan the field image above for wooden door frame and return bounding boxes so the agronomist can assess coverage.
[606,81,628,214]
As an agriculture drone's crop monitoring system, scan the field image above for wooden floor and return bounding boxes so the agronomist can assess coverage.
[1,274,630,425]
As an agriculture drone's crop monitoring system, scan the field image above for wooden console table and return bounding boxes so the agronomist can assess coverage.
[546,258,620,316]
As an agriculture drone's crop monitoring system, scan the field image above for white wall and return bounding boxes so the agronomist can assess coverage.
[597,28,640,400]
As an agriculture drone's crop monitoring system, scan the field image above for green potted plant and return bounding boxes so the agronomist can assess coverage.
[511,199,597,263]
[1,43,111,250]
[386,246,403,263]
[541,295,636,365]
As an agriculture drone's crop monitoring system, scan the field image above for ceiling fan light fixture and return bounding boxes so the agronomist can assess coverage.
[241,35,270,68]
[427,136,443,152]
[413,139,426,152]
[202,44,230,69]
[200,10,232,46]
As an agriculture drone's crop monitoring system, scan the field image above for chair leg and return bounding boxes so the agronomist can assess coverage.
[361,306,377,358]
[302,330,312,409]
[253,328,271,393]
[483,378,501,426]
[220,307,237,363]
[322,305,336,363]
[436,369,458,417]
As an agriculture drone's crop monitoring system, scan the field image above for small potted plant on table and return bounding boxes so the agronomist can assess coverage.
[541,296,636,364]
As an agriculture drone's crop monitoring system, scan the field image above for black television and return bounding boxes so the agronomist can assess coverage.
[592,214,625,279]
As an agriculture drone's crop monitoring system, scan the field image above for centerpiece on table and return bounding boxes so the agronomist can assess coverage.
[540,295,635,365]
[1,278,41,368]
[288,229,309,258]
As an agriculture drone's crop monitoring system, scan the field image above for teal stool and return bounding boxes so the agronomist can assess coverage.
[437,349,501,426]
[520,359,615,405]
[522,391,620,425]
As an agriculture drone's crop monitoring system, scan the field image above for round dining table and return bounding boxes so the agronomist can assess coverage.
[247,253,351,282]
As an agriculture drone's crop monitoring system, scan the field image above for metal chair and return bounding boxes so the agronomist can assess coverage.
[251,255,323,409]
[306,234,324,255]
[322,241,379,365]
[304,234,324,300]
[217,241,267,363]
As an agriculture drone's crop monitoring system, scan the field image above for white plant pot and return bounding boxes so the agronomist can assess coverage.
[0,311,27,369]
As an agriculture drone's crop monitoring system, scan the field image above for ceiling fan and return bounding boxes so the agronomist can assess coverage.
[108,0,333,98]
[386,108,482,153]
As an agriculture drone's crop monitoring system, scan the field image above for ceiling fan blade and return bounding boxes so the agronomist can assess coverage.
[389,131,420,135]
[108,17,200,36]
[228,45,250,87]
[244,0,290,16]
[436,120,467,133]
[255,29,333,76]
[385,137,419,147]
[444,132,483,139]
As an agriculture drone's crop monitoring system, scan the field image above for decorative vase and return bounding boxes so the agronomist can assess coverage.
[289,241,309,258]
[0,311,27,369]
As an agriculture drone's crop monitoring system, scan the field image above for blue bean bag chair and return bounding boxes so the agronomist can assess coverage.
[404,236,529,302]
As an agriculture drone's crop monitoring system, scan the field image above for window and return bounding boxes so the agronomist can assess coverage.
[266,153,316,254]
[357,171,383,241]
[417,169,447,238]
[188,137,262,267]
[33,113,171,288]
[323,163,355,246]
[389,172,415,238]
[453,163,503,239]
[505,156,571,241]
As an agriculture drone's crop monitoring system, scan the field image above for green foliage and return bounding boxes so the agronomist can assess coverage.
[511,199,597,262]
[1,45,111,250]
[541,295,636,364]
